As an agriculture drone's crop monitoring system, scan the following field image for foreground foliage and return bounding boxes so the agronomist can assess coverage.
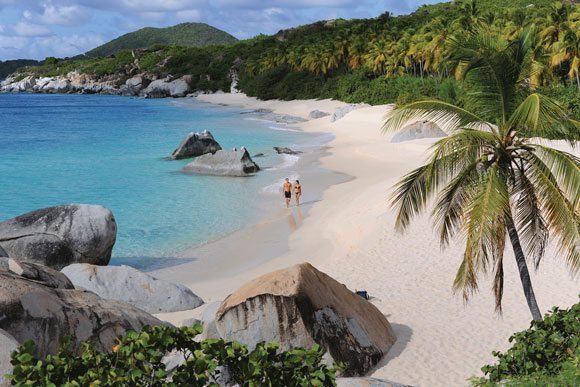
[384,28,580,321]
[7,324,340,386]
[473,303,579,385]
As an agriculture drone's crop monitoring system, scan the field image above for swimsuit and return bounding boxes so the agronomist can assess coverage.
[284,191,292,199]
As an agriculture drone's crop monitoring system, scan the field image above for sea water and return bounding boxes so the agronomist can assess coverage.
[0,93,318,266]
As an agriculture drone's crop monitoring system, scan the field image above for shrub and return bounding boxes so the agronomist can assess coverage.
[473,303,579,386]
[7,324,341,386]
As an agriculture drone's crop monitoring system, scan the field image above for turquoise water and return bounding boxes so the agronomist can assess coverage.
[0,93,315,266]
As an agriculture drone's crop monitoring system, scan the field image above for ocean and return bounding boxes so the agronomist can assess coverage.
[0,93,322,266]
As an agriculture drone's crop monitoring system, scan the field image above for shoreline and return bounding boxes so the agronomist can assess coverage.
[152,93,580,386]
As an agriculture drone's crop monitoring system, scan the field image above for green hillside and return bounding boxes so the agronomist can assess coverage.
[0,59,41,80]
[85,23,237,57]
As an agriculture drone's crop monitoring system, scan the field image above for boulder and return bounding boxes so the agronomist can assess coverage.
[171,130,222,160]
[309,110,330,119]
[273,146,302,155]
[330,104,366,122]
[391,120,447,143]
[142,78,190,98]
[44,78,70,93]
[200,301,221,339]
[0,329,19,386]
[0,268,164,359]
[0,204,117,270]
[61,264,204,314]
[183,148,260,177]
[0,258,73,289]
[215,263,396,376]
[121,76,150,96]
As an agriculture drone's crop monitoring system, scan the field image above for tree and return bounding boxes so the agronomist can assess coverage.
[551,29,580,89]
[383,28,579,322]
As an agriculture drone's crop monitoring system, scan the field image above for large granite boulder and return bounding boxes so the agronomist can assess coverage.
[0,329,19,386]
[121,75,151,96]
[0,205,117,270]
[61,264,204,314]
[215,263,396,376]
[44,78,70,93]
[0,268,164,358]
[391,120,447,143]
[171,130,222,160]
[142,78,190,98]
[330,104,367,122]
[309,110,330,119]
[183,148,260,177]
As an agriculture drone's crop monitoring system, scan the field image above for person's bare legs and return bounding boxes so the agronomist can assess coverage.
[285,196,290,208]
[295,194,300,206]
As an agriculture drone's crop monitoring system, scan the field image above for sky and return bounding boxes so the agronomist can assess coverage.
[0,0,441,61]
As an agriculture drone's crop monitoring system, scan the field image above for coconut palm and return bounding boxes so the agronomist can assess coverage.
[551,29,580,89]
[383,28,579,321]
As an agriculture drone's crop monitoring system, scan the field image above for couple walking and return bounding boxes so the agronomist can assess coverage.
[283,178,301,208]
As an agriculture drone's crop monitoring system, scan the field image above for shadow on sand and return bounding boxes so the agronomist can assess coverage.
[370,319,413,371]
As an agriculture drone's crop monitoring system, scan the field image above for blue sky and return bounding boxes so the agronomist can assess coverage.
[0,1,441,60]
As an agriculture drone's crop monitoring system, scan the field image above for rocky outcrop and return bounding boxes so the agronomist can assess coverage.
[171,130,222,160]
[391,120,447,143]
[0,204,117,270]
[120,75,151,96]
[330,104,368,122]
[183,148,260,177]
[199,301,221,340]
[309,110,330,119]
[61,264,204,314]
[142,77,191,98]
[0,328,19,385]
[0,267,164,359]
[215,263,396,376]
[273,146,303,155]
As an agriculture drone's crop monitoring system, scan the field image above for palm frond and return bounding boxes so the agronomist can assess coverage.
[509,93,580,141]
[383,100,493,134]
[453,163,510,303]
[525,153,580,273]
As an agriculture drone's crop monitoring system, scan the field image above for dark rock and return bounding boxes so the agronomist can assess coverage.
[183,148,260,177]
[0,205,117,270]
[0,269,165,359]
[171,130,222,160]
[0,258,73,289]
[273,146,303,155]
[215,263,396,376]
[252,153,265,158]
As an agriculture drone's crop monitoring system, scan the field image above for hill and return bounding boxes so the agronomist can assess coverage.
[85,23,237,57]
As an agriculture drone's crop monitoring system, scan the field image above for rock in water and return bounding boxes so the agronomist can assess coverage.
[0,268,164,358]
[273,146,303,155]
[0,329,19,385]
[61,264,204,314]
[215,263,396,376]
[183,148,260,177]
[0,205,117,270]
[391,120,447,143]
[171,130,222,160]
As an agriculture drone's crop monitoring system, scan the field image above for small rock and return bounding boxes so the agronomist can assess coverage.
[273,146,302,155]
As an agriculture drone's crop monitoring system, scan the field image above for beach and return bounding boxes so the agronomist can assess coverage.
[151,93,579,386]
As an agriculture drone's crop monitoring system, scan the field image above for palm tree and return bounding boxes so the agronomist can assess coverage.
[551,29,580,89]
[383,29,579,322]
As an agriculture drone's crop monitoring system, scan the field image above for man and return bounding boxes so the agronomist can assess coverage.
[283,178,292,208]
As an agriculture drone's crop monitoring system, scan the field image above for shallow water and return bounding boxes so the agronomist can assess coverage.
[0,93,319,265]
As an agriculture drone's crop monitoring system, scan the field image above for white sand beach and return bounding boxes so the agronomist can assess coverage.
[153,93,580,386]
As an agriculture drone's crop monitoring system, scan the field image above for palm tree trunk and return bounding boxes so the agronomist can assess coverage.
[576,71,579,90]
[506,217,542,321]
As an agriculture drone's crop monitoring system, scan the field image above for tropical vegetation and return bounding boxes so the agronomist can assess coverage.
[5,0,579,118]
[473,302,579,386]
[383,27,579,321]
[7,324,341,386]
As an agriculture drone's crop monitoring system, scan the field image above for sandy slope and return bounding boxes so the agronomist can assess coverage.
[167,93,580,386]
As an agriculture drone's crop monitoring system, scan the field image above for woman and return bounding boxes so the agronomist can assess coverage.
[293,180,302,206]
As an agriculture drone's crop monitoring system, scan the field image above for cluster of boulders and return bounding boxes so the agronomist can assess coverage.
[0,203,398,382]
[0,72,196,98]
[391,120,447,142]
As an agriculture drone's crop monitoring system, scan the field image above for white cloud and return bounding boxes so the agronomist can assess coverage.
[176,9,201,21]
[12,21,52,37]
[35,3,88,26]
